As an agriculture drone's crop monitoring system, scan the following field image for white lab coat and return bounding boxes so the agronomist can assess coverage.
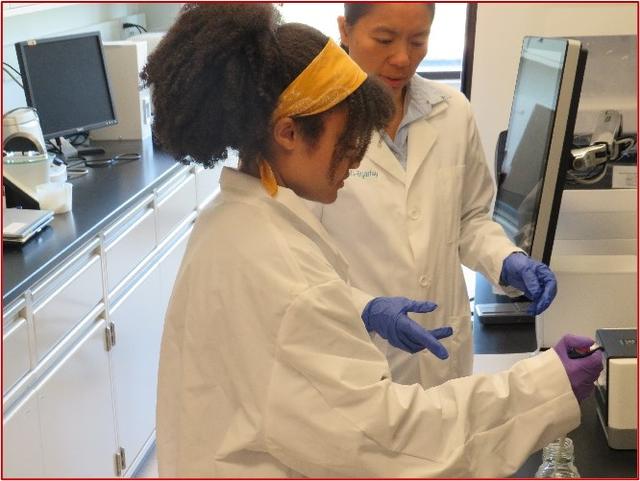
[157,167,578,478]
[315,76,522,387]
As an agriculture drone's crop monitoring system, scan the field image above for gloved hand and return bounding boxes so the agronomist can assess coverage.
[500,252,557,315]
[361,297,453,358]
[553,334,604,402]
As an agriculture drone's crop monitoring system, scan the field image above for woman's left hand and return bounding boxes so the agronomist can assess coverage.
[500,252,558,315]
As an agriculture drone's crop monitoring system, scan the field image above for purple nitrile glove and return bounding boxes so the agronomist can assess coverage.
[553,334,604,402]
[500,252,558,315]
[361,297,453,358]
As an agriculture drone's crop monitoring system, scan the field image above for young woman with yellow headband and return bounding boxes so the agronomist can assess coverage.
[142,4,599,477]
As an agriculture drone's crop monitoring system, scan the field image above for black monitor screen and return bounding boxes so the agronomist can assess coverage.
[16,32,117,139]
[493,37,568,256]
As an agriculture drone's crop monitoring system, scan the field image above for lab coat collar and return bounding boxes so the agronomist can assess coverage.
[409,75,451,111]
[365,131,406,184]
[404,77,451,190]
[220,167,350,279]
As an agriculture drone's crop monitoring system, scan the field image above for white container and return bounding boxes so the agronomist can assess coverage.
[36,182,72,214]
[49,163,67,183]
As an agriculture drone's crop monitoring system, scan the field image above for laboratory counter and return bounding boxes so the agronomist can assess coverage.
[513,394,637,477]
[473,278,636,477]
[3,139,181,304]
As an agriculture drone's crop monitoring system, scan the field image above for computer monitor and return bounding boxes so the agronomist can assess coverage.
[15,32,117,142]
[474,37,587,325]
[493,36,587,265]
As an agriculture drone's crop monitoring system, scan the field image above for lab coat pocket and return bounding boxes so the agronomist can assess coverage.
[445,314,473,379]
[436,164,465,245]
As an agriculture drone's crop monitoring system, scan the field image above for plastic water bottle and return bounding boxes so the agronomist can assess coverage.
[535,436,580,478]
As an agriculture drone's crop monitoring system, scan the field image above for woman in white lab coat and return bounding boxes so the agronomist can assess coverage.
[143,4,600,478]
[316,3,559,387]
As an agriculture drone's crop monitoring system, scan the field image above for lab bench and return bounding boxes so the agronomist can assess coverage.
[472,281,637,478]
[2,139,225,477]
[513,395,637,477]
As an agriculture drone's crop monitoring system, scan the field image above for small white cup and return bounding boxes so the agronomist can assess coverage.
[36,182,73,214]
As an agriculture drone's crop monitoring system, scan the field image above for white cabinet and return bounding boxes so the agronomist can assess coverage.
[32,251,103,361]
[104,198,156,293]
[156,170,197,242]
[2,393,44,478]
[2,166,197,477]
[37,319,118,477]
[158,226,192,315]
[2,299,30,395]
[109,264,164,471]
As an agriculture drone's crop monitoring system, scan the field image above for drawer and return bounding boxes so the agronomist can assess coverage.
[104,204,156,293]
[194,164,222,208]
[156,171,197,242]
[32,254,103,361]
[3,312,30,395]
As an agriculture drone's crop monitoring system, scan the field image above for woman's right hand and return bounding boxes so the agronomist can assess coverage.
[553,334,604,402]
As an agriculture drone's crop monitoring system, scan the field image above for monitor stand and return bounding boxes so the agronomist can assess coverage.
[55,136,105,161]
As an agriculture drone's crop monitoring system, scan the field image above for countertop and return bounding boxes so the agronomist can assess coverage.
[513,394,637,477]
[3,139,181,305]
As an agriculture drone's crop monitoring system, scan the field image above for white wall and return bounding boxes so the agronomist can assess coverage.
[470,3,637,167]
[2,3,181,113]
[134,2,181,32]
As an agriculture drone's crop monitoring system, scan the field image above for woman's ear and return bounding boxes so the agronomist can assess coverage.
[272,117,297,152]
[337,16,350,49]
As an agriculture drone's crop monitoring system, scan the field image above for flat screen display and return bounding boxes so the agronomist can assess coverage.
[493,37,568,255]
[16,32,117,139]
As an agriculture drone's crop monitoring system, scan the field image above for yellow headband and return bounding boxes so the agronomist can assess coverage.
[259,39,368,196]
[272,38,368,122]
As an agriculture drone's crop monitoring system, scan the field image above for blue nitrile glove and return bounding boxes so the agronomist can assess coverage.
[361,297,453,359]
[500,252,557,315]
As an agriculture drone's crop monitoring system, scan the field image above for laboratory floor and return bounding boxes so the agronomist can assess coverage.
[135,352,528,478]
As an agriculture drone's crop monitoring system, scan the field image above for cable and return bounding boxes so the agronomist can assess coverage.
[2,62,21,76]
[3,66,23,89]
[616,137,636,158]
[123,22,148,33]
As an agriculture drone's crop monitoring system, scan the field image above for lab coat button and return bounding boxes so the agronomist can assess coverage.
[419,275,429,287]
[409,208,420,220]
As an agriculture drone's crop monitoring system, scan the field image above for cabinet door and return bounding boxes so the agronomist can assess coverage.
[109,265,164,467]
[2,393,45,477]
[158,226,193,317]
[37,320,118,477]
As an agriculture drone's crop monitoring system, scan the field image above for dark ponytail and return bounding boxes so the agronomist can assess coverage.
[142,3,393,171]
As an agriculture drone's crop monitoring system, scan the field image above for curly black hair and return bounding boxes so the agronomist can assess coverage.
[141,3,394,174]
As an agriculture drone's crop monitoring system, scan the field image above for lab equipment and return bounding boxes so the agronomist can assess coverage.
[90,41,152,141]
[2,107,47,154]
[535,436,580,478]
[553,334,603,402]
[594,328,637,450]
[499,252,557,315]
[537,187,636,347]
[3,151,49,192]
[475,36,587,324]
[15,32,117,157]
[361,297,452,358]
